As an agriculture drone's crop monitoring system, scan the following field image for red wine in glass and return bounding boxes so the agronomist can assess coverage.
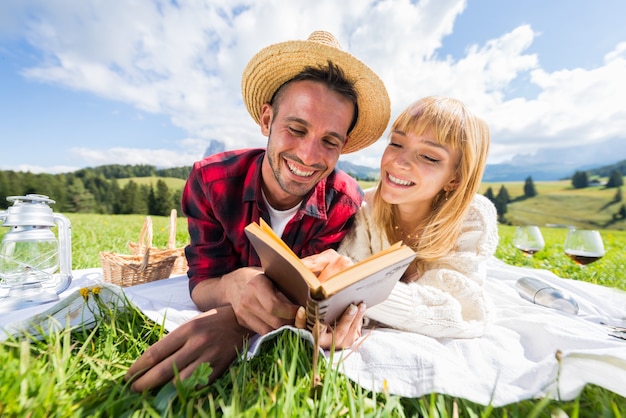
[563,229,605,267]
[565,251,604,266]
[513,226,545,257]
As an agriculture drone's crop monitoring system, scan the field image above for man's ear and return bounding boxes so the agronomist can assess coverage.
[260,103,273,136]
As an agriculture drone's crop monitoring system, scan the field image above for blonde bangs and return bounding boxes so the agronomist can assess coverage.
[392,97,469,153]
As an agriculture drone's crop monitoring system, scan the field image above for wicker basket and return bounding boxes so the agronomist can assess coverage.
[128,209,188,275]
[100,216,178,287]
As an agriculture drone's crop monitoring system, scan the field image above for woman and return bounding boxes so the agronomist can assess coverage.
[302,96,498,341]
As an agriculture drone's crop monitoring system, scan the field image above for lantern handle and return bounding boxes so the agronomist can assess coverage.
[53,213,72,294]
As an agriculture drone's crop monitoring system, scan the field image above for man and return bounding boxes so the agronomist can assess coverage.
[125,30,390,391]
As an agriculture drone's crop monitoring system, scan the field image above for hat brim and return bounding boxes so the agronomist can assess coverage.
[241,39,390,154]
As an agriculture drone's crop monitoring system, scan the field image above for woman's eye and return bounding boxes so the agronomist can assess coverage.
[422,155,440,163]
[389,142,402,148]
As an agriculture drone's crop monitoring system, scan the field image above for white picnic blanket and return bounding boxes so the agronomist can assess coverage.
[2,258,625,406]
[333,258,626,406]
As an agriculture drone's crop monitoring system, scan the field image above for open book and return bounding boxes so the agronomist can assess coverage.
[244,219,416,330]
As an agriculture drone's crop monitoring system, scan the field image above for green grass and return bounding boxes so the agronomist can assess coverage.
[497,224,626,290]
[480,179,626,230]
[1,213,625,416]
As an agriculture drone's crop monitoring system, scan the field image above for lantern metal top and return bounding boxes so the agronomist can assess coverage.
[7,194,56,205]
[2,194,57,227]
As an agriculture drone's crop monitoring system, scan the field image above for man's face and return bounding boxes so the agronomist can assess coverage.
[260,80,354,210]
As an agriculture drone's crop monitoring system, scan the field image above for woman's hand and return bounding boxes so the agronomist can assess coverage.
[294,302,366,349]
[301,249,354,282]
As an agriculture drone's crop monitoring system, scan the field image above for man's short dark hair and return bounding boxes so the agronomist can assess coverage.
[269,61,359,134]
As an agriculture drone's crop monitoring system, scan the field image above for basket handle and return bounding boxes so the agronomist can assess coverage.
[138,216,153,254]
[139,246,150,271]
[167,209,177,249]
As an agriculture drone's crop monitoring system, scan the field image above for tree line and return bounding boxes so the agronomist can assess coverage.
[0,164,191,215]
[570,169,625,221]
[2,164,624,222]
[483,171,625,224]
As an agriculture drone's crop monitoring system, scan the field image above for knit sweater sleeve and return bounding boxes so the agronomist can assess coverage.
[339,193,499,339]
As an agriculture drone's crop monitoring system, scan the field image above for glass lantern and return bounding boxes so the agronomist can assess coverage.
[0,194,72,311]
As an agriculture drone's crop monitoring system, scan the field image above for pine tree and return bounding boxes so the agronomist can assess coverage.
[148,180,172,216]
[606,170,624,188]
[496,185,510,203]
[493,185,509,223]
[523,176,537,198]
[484,187,494,202]
[572,171,588,189]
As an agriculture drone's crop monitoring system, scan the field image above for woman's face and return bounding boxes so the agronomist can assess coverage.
[379,129,460,214]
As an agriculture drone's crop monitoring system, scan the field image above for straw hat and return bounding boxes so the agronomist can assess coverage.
[241,31,390,154]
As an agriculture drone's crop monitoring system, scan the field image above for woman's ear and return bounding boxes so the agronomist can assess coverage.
[445,177,460,192]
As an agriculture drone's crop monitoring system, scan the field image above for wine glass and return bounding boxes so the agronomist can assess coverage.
[563,228,605,266]
[513,226,545,256]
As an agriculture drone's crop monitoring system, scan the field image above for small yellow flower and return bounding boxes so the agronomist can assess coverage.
[79,288,89,300]
[91,286,101,295]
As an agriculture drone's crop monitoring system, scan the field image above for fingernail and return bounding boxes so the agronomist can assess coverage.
[297,306,306,319]
[348,304,357,316]
[359,303,366,313]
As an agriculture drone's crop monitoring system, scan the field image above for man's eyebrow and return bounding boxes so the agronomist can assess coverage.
[286,116,347,144]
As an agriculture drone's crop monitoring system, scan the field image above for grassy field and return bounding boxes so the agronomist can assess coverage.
[480,179,626,230]
[360,178,626,230]
[1,211,625,416]
[117,176,187,190]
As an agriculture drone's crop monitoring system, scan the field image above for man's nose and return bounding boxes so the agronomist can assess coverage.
[296,136,324,166]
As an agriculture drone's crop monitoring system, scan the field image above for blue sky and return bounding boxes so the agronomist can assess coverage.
[1,0,626,173]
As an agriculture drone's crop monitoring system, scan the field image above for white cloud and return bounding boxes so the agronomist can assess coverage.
[3,0,626,170]
[69,146,197,168]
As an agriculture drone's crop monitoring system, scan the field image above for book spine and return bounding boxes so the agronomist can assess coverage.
[305,300,328,331]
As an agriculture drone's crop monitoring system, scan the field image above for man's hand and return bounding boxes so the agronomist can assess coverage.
[294,302,366,349]
[191,267,299,335]
[226,268,299,334]
[125,306,249,392]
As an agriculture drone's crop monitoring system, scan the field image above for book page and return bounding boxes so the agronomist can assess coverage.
[310,252,415,325]
[320,244,415,297]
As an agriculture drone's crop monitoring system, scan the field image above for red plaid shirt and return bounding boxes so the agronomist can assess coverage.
[182,148,363,292]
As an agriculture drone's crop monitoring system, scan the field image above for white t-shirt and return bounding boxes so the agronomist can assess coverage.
[262,189,300,238]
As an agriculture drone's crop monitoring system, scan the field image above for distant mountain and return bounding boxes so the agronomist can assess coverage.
[483,137,626,181]
[203,139,226,158]
[336,160,380,180]
[482,164,568,182]
[587,159,626,177]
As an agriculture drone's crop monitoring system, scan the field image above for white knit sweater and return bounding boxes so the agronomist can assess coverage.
[337,192,499,338]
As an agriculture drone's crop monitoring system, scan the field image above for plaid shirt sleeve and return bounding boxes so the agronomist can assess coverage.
[182,150,262,292]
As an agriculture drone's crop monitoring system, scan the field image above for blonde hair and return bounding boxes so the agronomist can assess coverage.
[372,96,490,271]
